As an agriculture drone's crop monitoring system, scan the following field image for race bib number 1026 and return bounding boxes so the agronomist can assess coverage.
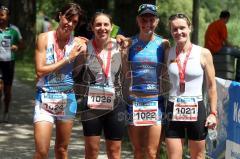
[87,85,115,110]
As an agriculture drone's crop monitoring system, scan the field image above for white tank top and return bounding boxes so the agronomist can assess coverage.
[167,44,204,101]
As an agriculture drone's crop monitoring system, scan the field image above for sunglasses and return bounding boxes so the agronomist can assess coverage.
[0,6,9,13]
[169,13,189,21]
[138,4,157,13]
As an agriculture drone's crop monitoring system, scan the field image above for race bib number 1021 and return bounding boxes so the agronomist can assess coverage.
[172,97,198,122]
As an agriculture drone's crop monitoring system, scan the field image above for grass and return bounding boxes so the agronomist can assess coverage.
[15,61,36,88]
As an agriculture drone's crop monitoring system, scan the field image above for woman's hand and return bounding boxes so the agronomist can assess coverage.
[205,113,217,129]
[68,37,87,62]
[116,35,132,49]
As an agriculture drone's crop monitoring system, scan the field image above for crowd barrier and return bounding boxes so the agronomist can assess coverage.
[206,77,240,159]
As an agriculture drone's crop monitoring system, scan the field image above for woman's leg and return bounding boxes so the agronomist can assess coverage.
[54,120,74,159]
[106,140,122,159]
[145,125,162,159]
[165,138,185,159]
[84,136,101,159]
[128,125,146,159]
[189,140,205,159]
[34,121,53,159]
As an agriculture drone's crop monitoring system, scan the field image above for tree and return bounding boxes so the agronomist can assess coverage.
[114,0,156,36]
[191,0,200,44]
[9,0,36,60]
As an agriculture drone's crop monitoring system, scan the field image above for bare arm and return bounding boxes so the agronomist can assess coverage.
[161,39,171,96]
[35,33,86,79]
[201,48,218,129]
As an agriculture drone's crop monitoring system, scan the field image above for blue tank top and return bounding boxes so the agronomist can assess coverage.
[129,35,164,95]
[36,31,75,93]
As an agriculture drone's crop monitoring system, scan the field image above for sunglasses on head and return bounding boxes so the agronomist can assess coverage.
[0,6,9,13]
[138,4,157,12]
[95,9,108,14]
[168,13,189,21]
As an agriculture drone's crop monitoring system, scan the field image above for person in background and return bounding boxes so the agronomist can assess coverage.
[33,3,87,158]
[43,16,52,32]
[9,24,24,49]
[205,10,235,54]
[0,5,21,122]
[165,13,217,159]
[124,4,169,159]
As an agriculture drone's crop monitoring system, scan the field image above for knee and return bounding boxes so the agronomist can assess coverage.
[55,144,68,156]
[132,145,144,158]
[85,144,100,158]
[35,148,49,159]
[146,148,158,159]
[106,145,121,159]
[191,151,205,159]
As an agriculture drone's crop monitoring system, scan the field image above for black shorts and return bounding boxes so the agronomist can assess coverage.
[165,101,207,141]
[0,61,15,86]
[81,100,127,140]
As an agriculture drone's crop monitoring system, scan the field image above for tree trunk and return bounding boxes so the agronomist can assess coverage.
[114,0,156,36]
[9,0,36,58]
[191,0,200,44]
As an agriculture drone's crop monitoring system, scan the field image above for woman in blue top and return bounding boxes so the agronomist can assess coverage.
[123,4,170,159]
[34,3,87,158]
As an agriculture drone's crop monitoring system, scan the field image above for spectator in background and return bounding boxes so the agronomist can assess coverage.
[0,5,22,122]
[43,16,52,32]
[204,10,239,55]
[9,24,25,53]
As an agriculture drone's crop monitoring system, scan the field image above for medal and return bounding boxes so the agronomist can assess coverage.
[179,81,185,92]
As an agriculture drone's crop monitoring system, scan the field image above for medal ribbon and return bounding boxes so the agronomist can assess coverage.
[176,44,193,87]
[53,31,70,61]
[92,39,112,79]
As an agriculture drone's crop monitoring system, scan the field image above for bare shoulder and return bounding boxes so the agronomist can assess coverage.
[200,47,213,66]
[36,32,48,43]
[201,47,212,59]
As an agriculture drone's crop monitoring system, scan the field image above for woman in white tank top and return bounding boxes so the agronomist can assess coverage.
[165,13,217,159]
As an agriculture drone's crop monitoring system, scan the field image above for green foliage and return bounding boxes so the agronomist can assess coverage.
[156,0,240,47]
[15,61,35,87]
[37,0,74,19]
[157,0,193,44]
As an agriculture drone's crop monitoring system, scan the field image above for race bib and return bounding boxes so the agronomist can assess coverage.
[87,85,115,110]
[133,101,158,126]
[41,92,67,115]
[0,38,11,61]
[172,97,198,121]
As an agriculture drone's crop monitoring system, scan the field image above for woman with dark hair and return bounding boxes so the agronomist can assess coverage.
[165,13,217,159]
[34,3,87,158]
[75,11,126,159]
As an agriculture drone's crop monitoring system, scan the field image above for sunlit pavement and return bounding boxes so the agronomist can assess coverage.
[0,80,133,159]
